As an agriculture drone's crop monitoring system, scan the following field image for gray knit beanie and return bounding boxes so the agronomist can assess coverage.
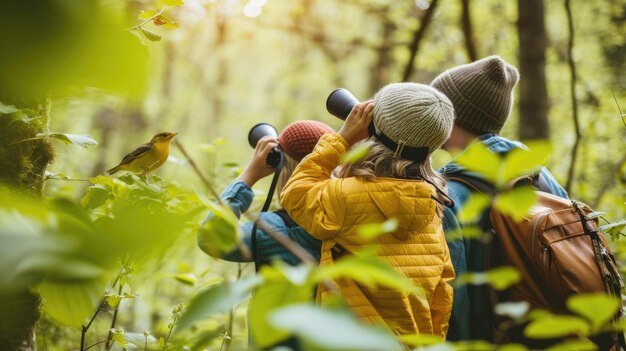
[372,82,455,158]
[430,55,519,135]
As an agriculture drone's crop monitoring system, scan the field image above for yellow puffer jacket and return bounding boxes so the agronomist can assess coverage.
[280,133,454,340]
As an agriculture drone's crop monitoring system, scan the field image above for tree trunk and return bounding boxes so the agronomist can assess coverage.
[0,99,54,350]
[369,8,394,93]
[460,0,478,61]
[517,0,550,140]
[402,0,439,82]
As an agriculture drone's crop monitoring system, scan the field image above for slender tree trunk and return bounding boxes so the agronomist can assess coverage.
[460,0,478,61]
[517,0,550,140]
[564,0,581,193]
[0,99,54,350]
[369,9,394,92]
[402,0,439,82]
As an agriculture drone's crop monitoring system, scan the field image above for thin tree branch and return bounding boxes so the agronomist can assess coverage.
[174,140,338,295]
[402,0,439,82]
[173,140,317,265]
[105,283,124,350]
[611,91,626,128]
[564,0,581,194]
[460,0,478,61]
[127,7,167,31]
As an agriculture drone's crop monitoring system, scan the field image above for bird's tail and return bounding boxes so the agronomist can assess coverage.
[106,166,121,175]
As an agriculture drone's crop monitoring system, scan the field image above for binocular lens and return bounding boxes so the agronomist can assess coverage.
[248,123,279,148]
[326,88,359,120]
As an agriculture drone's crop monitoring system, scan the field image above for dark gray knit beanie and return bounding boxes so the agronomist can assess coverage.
[430,55,519,135]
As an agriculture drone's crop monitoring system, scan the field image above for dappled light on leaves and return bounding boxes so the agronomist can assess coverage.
[456,266,521,291]
[269,304,403,351]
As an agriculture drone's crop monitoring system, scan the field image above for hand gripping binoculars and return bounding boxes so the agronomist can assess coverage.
[325,88,359,120]
[248,123,282,168]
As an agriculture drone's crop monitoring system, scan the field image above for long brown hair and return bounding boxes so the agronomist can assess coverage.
[337,137,450,215]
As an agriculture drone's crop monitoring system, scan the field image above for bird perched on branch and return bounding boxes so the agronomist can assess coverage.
[106,132,178,181]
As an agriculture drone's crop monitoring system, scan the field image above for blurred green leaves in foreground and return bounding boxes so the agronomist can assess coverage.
[0,174,195,327]
[0,1,148,102]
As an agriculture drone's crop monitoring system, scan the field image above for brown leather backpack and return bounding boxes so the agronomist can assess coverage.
[450,175,624,349]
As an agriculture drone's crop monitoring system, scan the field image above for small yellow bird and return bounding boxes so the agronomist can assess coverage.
[106,132,178,180]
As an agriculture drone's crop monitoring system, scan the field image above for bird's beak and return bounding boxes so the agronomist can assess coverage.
[170,133,179,139]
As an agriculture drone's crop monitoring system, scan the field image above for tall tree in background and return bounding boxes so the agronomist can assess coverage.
[460,0,478,61]
[517,0,549,140]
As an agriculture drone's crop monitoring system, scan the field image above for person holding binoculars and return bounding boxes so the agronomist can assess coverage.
[197,120,333,266]
[280,83,456,341]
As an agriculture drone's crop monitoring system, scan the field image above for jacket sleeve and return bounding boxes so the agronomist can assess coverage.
[431,230,455,339]
[279,133,348,240]
[197,180,255,261]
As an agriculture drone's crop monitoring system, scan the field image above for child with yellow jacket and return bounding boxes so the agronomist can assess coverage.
[280,83,456,340]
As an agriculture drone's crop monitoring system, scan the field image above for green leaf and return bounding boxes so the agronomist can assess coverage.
[487,266,522,290]
[498,344,530,351]
[35,132,98,147]
[356,218,398,240]
[457,192,490,224]
[81,184,111,209]
[544,339,597,351]
[494,301,530,320]
[493,186,537,223]
[585,211,606,220]
[140,28,162,41]
[123,332,159,349]
[566,293,621,330]
[111,328,127,348]
[18,255,105,282]
[197,201,239,257]
[249,266,311,347]
[341,141,372,164]
[270,304,403,351]
[105,292,136,309]
[175,275,263,331]
[398,333,442,347]
[138,10,156,19]
[503,141,551,183]
[524,315,590,339]
[457,266,521,291]
[39,280,104,328]
[174,273,198,286]
[314,251,421,295]
[599,220,626,238]
[105,293,123,308]
[454,142,501,184]
[0,101,19,114]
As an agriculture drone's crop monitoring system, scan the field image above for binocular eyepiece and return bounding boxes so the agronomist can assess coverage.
[248,123,281,168]
[326,88,359,120]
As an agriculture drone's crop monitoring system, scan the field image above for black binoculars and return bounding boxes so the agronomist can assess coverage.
[248,123,282,168]
[326,88,359,120]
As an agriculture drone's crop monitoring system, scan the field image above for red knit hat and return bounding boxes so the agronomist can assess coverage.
[279,120,334,161]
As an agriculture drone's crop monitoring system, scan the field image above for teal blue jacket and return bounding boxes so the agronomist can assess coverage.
[197,180,322,266]
[441,134,568,341]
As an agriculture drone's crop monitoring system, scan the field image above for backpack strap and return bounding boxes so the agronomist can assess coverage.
[447,175,496,196]
[273,209,297,228]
